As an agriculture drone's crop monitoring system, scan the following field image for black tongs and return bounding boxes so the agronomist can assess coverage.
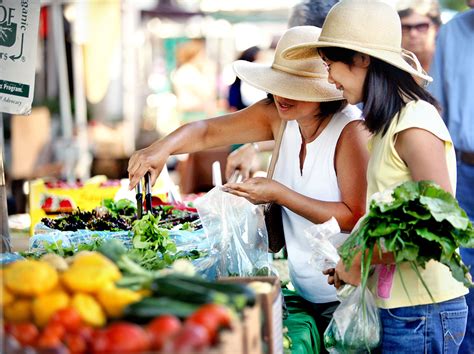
[135,172,153,219]
[135,178,143,219]
[145,172,153,213]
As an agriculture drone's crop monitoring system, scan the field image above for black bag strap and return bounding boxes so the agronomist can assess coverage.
[267,120,287,180]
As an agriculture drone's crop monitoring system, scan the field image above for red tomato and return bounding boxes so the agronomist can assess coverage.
[50,307,83,332]
[73,324,95,344]
[42,322,66,341]
[36,332,62,349]
[164,323,210,354]
[7,323,39,347]
[186,304,231,343]
[197,303,232,327]
[64,333,87,354]
[92,322,151,354]
[147,315,182,350]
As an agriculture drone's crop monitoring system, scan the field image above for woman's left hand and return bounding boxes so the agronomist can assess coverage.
[324,259,361,289]
[336,259,361,287]
[223,177,283,204]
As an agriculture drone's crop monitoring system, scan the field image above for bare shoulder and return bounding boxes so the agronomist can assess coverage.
[340,120,371,142]
[250,99,280,136]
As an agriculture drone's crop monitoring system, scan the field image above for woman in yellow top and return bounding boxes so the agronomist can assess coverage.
[283,1,468,353]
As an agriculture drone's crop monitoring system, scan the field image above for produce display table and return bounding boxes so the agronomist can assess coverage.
[283,289,321,354]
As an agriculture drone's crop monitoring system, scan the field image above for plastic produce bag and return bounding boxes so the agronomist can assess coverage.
[194,186,272,277]
[324,285,381,353]
[304,217,347,271]
[30,225,133,250]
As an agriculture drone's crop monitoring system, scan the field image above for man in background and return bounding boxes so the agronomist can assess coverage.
[397,0,442,72]
[429,2,474,353]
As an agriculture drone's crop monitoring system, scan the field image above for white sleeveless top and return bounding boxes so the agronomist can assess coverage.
[273,104,362,303]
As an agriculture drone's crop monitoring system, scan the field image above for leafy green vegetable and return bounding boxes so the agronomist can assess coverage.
[21,236,106,259]
[339,180,474,292]
[102,198,137,218]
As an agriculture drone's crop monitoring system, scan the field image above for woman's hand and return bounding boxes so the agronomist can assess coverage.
[223,177,283,204]
[324,259,361,289]
[225,144,258,180]
[127,142,169,190]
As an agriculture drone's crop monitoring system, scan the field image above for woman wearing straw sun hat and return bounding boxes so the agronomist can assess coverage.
[129,26,369,345]
[283,1,469,352]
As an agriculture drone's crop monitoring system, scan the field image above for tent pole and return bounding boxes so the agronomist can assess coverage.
[0,113,12,253]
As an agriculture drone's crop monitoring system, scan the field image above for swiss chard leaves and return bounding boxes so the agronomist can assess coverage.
[339,180,474,290]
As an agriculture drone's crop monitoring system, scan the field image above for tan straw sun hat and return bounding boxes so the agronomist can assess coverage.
[232,26,344,102]
[282,0,432,83]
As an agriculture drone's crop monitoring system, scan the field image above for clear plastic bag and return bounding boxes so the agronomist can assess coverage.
[194,186,272,277]
[324,285,381,353]
[304,217,347,271]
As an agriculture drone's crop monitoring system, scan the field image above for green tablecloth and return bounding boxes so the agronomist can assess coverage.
[283,289,321,354]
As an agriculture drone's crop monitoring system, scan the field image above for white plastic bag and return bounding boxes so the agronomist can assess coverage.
[324,285,381,353]
[304,217,346,271]
[194,186,271,277]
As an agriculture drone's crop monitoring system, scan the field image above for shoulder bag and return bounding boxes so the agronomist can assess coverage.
[264,120,287,253]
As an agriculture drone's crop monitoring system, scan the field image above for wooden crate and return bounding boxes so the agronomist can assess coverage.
[219,276,282,354]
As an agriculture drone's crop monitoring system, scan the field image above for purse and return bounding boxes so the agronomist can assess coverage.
[264,120,287,253]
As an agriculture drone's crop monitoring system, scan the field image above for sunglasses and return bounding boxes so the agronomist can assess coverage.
[401,22,431,34]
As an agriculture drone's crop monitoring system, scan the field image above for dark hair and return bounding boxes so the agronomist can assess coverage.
[288,0,338,27]
[238,46,260,62]
[319,47,440,135]
[265,93,347,119]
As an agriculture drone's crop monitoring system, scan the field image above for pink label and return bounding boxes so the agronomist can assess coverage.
[377,264,396,299]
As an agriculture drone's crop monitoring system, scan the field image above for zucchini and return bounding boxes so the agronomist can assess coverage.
[123,297,200,322]
[151,276,230,306]
[159,274,257,309]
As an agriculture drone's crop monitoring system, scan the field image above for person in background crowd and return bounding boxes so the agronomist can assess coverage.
[226,0,339,180]
[227,46,263,112]
[397,0,442,72]
[429,1,474,352]
[288,0,338,27]
[129,27,369,353]
[283,1,469,352]
[171,38,216,123]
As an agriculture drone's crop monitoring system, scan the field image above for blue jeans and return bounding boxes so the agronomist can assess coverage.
[457,161,474,354]
[379,296,468,354]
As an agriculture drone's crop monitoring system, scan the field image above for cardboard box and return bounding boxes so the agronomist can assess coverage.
[240,301,263,354]
[219,276,282,354]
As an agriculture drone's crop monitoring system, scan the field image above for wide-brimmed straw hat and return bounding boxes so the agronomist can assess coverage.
[232,26,344,102]
[282,0,432,83]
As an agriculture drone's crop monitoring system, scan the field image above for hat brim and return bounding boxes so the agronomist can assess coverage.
[232,60,344,103]
[282,40,433,83]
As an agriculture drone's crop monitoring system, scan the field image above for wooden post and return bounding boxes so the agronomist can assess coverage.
[0,113,12,253]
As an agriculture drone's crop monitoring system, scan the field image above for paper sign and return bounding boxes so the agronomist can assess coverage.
[0,0,41,115]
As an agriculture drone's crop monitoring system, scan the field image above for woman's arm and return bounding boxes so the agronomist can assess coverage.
[395,127,453,194]
[327,245,396,288]
[127,100,276,189]
[225,140,275,180]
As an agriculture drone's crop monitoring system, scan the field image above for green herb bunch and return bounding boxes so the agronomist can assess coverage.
[339,180,474,292]
[130,213,178,270]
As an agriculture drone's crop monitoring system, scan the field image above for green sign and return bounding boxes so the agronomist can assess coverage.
[0,22,16,47]
[0,79,30,97]
[0,2,17,47]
